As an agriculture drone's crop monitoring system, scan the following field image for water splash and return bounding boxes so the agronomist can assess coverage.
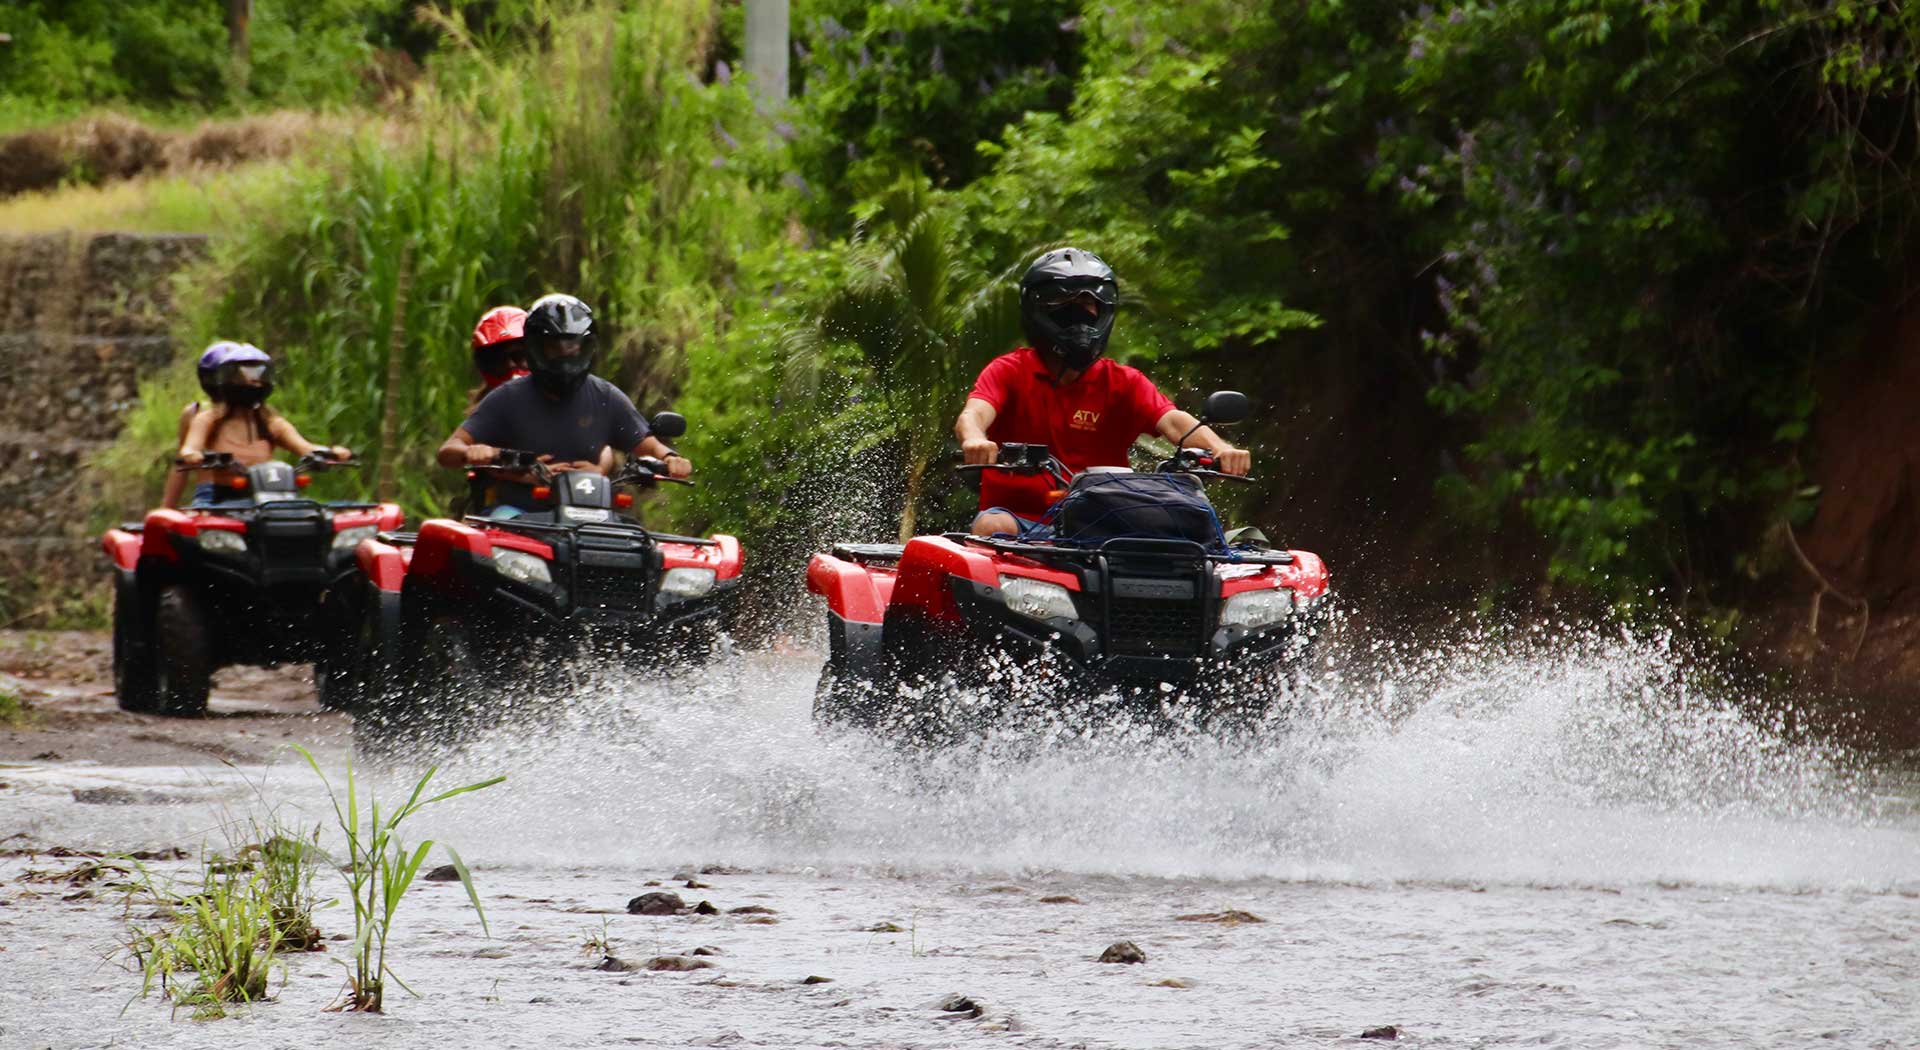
[401,621,1916,891]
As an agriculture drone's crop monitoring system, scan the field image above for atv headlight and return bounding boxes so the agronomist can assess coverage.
[493,548,552,585]
[998,575,1076,621]
[1221,588,1294,629]
[661,567,716,599]
[331,525,377,553]
[198,529,247,554]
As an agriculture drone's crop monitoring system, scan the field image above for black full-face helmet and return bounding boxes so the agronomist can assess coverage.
[522,293,597,397]
[1019,247,1119,370]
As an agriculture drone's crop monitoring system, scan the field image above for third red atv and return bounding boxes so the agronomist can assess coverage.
[806,392,1329,736]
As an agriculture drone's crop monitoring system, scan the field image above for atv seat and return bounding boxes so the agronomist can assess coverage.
[831,542,905,564]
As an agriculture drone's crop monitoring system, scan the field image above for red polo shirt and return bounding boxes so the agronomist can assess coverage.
[967,347,1175,518]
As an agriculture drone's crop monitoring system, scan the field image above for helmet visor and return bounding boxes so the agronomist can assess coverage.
[1040,278,1118,307]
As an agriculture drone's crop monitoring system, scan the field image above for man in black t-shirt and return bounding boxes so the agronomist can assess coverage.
[436,294,691,512]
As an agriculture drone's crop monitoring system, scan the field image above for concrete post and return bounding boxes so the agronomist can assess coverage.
[227,0,252,94]
[743,0,789,107]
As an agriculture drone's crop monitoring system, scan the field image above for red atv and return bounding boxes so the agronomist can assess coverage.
[339,413,743,748]
[102,452,402,716]
[807,392,1329,735]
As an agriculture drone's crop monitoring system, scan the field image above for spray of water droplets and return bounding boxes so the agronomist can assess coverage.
[373,618,1919,892]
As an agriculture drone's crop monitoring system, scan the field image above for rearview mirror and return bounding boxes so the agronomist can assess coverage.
[651,412,688,440]
[1201,390,1249,426]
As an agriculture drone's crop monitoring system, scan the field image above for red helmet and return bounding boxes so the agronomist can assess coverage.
[471,306,529,389]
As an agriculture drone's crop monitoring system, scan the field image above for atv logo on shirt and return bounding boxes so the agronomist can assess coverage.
[1070,409,1101,431]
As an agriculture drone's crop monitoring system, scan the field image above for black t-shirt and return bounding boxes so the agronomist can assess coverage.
[462,374,650,463]
[461,375,650,510]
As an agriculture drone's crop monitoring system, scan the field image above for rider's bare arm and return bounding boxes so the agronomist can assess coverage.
[177,409,216,465]
[162,403,199,506]
[632,435,692,478]
[956,397,999,465]
[1155,409,1250,476]
[438,427,498,469]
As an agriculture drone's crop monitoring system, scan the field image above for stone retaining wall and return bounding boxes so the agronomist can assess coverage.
[0,233,209,625]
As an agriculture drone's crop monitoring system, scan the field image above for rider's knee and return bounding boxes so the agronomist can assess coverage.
[970,511,1016,537]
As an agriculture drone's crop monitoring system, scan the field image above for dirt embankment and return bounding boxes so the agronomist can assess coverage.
[1755,295,1920,718]
[0,112,343,199]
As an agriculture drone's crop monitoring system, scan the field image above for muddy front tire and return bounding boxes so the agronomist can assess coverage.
[151,585,212,717]
[112,573,158,713]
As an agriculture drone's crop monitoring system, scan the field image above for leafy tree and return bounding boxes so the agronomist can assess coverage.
[787,0,1084,230]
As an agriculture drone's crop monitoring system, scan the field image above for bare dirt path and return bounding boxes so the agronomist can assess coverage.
[0,630,348,768]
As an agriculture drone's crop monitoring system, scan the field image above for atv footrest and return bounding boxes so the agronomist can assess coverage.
[831,542,905,564]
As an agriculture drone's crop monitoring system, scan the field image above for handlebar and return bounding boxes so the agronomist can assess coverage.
[174,451,358,473]
[1157,447,1255,483]
[954,442,1254,486]
[466,448,554,483]
[173,451,238,472]
[954,442,1072,487]
[612,456,695,487]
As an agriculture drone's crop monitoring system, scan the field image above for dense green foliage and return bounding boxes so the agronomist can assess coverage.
[98,0,760,517]
[784,0,1082,227]
[1,0,423,117]
[94,0,1920,612]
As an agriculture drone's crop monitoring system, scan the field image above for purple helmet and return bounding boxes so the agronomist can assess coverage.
[196,341,273,405]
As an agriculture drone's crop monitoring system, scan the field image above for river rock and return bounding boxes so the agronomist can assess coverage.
[1174,909,1265,924]
[934,993,984,1019]
[642,955,717,972]
[688,945,726,956]
[628,891,687,915]
[728,904,777,914]
[1099,941,1147,964]
[694,900,721,915]
[1360,1025,1400,1040]
[423,864,460,882]
[801,975,834,984]
[1039,895,1083,904]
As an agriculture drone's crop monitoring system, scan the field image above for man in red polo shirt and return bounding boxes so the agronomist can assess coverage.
[954,247,1249,537]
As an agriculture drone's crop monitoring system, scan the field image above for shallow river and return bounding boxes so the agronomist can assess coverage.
[3,628,1917,1049]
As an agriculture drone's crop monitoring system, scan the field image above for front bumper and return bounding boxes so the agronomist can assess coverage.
[947,577,1308,684]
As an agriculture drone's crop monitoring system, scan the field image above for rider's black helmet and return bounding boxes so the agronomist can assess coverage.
[1019,247,1118,370]
[522,293,597,397]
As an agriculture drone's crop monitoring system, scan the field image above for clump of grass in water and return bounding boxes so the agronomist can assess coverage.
[121,814,322,1019]
[0,686,29,726]
[294,745,503,1013]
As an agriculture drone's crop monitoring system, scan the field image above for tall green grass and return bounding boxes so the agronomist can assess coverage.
[96,0,770,522]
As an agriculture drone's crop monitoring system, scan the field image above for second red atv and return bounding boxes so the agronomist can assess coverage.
[807,392,1329,736]
[338,413,744,749]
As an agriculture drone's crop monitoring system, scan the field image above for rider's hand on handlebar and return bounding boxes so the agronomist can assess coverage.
[962,438,999,466]
[464,443,499,467]
[329,445,352,462]
[179,450,205,467]
[664,454,692,479]
[1215,446,1251,476]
